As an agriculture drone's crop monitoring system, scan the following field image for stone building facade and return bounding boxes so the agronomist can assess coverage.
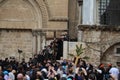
[78,25,120,66]
[1,0,120,66]
[76,0,120,66]
[0,0,68,61]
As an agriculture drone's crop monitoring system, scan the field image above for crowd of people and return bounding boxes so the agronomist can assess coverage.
[0,39,120,80]
[38,38,63,61]
[0,55,120,80]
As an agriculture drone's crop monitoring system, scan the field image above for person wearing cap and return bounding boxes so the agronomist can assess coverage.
[95,63,105,80]
[3,71,9,80]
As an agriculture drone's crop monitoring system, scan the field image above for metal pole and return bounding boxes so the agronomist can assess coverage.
[19,53,20,62]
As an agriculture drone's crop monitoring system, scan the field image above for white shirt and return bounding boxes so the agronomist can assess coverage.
[9,72,15,80]
[109,67,119,80]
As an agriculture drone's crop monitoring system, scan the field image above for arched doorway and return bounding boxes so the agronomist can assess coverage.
[0,0,48,60]
[101,43,120,67]
[44,29,68,60]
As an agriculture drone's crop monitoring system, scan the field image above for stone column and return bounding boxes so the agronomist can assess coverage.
[37,32,41,54]
[82,0,96,25]
[96,0,100,24]
[41,32,46,50]
[32,30,46,54]
[32,31,37,55]
[63,41,68,59]
[79,5,82,24]
[78,30,83,41]
[78,0,83,24]
[93,0,97,24]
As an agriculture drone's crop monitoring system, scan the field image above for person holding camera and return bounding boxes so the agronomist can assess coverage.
[47,65,57,80]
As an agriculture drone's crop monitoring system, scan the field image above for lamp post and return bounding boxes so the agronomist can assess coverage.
[18,49,23,62]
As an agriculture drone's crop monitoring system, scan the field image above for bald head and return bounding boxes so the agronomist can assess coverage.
[17,73,24,80]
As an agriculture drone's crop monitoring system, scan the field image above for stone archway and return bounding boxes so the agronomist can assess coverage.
[77,25,120,65]
[101,42,120,66]
[0,0,48,29]
[99,37,120,66]
[0,0,49,61]
[100,37,120,57]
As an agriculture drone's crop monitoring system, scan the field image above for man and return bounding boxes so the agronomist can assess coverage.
[17,73,24,80]
[0,72,4,80]
[9,70,16,80]
[108,64,119,80]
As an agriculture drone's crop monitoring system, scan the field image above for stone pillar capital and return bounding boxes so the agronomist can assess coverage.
[32,30,46,36]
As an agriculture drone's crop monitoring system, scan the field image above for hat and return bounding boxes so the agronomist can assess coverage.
[3,71,8,75]
[41,68,47,74]
[107,63,112,67]
[100,64,104,68]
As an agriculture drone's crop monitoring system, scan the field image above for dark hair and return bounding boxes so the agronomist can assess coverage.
[67,76,74,80]
[0,72,4,78]
[49,78,56,80]
[79,68,83,72]
[60,77,67,80]
[89,74,96,80]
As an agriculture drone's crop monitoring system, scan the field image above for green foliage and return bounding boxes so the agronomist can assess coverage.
[68,44,84,57]
[76,44,84,57]
[68,44,90,63]
[68,53,75,57]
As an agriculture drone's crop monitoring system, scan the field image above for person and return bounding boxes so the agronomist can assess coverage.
[9,70,16,80]
[78,60,87,80]
[118,71,120,80]
[3,71,9,80]
[60,77,67,80]
[103,64,111,80]
[67,67,74,80]
[75,69,85,80]
[95,63,105,80]
[17,73,24,80]
[0,72,4,80]
[108,64,119,80]
[47,65,57,80]
[88,73,96,80]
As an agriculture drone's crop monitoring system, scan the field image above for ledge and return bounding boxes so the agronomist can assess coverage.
[49,16,68,22]
[78,24,120,31]
[0,28,32,31]
[33,28,68,32]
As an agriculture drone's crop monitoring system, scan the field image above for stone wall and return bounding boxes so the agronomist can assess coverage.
[82,30,101,42]
[0,0,69,60]
[78,25,120,66]
[68,0,78,40]
[0,0,69,29]
[44,0,68,30]
[63,41,101,65]
[101,43,120,66]
[0,0,40,29]
[46,0,68,17]
[0,30,33,61]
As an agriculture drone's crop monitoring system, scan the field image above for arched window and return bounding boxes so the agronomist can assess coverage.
[99,0,120,25]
